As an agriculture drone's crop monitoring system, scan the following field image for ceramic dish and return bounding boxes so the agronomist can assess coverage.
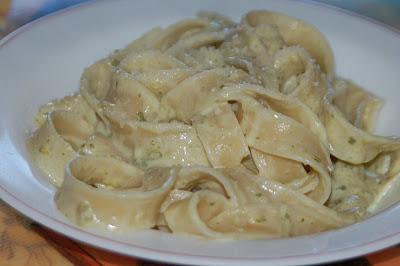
[1,0,400,265]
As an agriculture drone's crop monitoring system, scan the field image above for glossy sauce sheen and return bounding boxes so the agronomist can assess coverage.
[28,10,400,239]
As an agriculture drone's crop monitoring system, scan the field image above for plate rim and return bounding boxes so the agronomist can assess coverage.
[1,0,400,265]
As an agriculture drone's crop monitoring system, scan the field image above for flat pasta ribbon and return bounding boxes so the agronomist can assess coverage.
[28,9,400,239]
[56,156,177,230]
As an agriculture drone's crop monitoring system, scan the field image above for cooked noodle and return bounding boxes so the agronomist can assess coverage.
[28,10,400,239]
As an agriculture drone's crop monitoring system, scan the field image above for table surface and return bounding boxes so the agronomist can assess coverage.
[1,1,400,265]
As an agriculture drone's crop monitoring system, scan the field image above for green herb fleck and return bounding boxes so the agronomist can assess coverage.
[337,185,346,190]
[137,112,145,121]
[313,156,321,163]
[301,218,305,222]
[255,217,266,223]
[209,202,215,206]
[255,192,262,198]
[89,143,95,149]
[348,137,356,144]
[284,213,290,219]
[111,58,119,67]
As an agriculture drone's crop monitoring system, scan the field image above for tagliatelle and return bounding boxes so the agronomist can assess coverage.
[28,10,400,239]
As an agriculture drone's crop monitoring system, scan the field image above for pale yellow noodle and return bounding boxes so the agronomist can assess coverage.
[28,10,400,239]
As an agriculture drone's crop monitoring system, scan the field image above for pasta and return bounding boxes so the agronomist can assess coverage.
[28,10,400,239]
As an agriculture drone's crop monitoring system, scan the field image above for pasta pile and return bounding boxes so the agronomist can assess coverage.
[29,10,400,239]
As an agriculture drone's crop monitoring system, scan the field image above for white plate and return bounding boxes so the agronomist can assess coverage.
[1,0,400,265]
